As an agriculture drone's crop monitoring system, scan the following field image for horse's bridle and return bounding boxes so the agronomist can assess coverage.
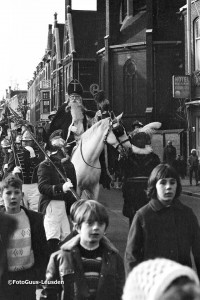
[104,119,130,152]
[79,117,130,169]
[79,118,130,169]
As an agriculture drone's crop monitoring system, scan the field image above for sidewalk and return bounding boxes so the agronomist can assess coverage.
[110,177,200,199]
[182,177,200,198]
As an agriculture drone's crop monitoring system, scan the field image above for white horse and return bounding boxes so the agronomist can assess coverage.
[71,113,132,199]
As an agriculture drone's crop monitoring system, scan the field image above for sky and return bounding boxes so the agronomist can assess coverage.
[0,0,96,100]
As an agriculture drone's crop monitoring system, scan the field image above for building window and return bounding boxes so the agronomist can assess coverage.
[194,18,200,70]
[123,59,137,114]
[43,92,50,99]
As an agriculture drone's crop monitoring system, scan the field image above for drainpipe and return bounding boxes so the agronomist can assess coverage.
[187,0,192,78]
[104,0,110,101]
[146,0,154,123]
[186,0,192,155]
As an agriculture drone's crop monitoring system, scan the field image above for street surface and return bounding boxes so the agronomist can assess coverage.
[98,185,200,258]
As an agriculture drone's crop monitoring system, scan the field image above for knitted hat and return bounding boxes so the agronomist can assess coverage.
[122,258,199,300]
[191,149,197,154]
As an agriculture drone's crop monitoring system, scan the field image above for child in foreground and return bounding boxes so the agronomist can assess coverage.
[0,175,48,300]
[124,163,200,277]
[40,199,125,300]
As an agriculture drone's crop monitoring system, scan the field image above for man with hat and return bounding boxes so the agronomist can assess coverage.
[122,122,161,226]
[48,79,96,153]
[44,110,57,139]
[6,129,44,212]
[0,138,11,180]
[37,129,77,255]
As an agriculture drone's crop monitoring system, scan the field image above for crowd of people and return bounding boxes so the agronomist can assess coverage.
[0,80,200,300]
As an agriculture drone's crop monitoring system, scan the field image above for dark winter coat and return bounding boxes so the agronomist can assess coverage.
[40,234,125,300]
[124,198,200,278]
[163,145,176,166]
[37,153,77,215]
[49,103,96,140]
[0,213,16,299]
[0,206,48,296]
[122,152,160,218]
[6,145,45,183]
[188,154,199,169]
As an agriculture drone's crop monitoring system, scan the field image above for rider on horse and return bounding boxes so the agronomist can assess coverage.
[48,79,96,155]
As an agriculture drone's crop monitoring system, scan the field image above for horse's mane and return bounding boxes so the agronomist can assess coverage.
[81,118,109,142]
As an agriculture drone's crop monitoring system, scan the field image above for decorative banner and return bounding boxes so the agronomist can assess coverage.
[172,75,190,98]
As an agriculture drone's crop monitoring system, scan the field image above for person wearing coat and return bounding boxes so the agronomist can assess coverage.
[122,122,161,226]
[40,234,125,300]
[37,130,77,255]
[163,140,177,167]
[0,205,48,300]
[188,149,199,186]
[124,164,200,278]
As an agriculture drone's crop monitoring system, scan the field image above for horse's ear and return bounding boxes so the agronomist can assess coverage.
[116,113,123,121]
[110,111,115,120]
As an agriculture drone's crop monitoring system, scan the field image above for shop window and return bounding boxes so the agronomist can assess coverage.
[194,18,200,70]
[123,59,137,114]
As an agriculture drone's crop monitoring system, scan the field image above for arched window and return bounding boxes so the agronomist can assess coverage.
[123,59,137,114]
[194,18,200,70]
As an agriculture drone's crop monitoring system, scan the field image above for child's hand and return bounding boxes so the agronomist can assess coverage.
[62,180,73,193]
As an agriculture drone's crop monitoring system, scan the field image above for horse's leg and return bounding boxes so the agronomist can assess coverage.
[90,183,99,200]
[92,183,100,201]
[76,186,82,198]
[80,183,100,201]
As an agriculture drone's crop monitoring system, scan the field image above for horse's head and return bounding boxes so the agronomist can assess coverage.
[105,112,132,156]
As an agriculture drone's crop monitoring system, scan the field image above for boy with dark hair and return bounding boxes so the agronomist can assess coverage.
[0,175,48,300]
[40,200,125,300]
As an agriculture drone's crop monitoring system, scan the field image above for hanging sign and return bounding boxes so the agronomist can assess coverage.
[172,75,190,98]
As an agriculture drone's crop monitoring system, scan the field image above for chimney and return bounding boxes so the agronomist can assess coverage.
[9,86,12,98]
[54,12,58,28]
[127,0,133,17]
[46,24,52,52]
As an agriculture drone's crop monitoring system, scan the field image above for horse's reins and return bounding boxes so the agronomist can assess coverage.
[80,138,101,169]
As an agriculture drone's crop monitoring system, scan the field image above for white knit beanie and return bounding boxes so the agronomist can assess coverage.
[122,258,199,300]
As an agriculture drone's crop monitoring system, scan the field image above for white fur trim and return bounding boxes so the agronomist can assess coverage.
[131,144,153,154]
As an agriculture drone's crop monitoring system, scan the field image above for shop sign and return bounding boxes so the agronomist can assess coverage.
[172,75,190,98]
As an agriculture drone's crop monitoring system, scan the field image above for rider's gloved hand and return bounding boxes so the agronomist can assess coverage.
[3,164,8,170]
[12,166,22,174]
[71,126,78,133]
[62,179,73,193]
[96,110,102,117]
